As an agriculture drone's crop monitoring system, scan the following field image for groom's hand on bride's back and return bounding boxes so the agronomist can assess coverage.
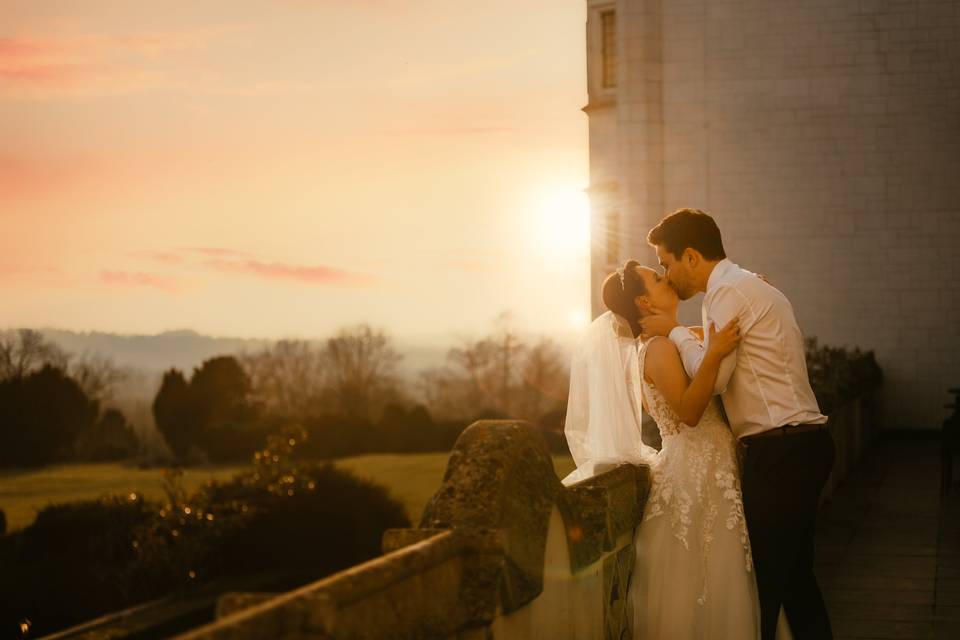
[639,309,679,339]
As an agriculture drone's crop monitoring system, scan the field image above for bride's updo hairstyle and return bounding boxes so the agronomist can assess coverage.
[601,259,647,339]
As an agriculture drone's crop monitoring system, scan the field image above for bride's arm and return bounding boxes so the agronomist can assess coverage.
[644,320,740,426]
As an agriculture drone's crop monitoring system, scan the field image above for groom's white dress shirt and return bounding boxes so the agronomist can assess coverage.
[668,258,826,439]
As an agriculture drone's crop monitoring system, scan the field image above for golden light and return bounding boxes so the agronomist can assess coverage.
[567,308,589,329]
[525,185,591,263]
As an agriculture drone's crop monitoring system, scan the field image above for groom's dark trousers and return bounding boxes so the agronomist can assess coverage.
[740,425,836,640]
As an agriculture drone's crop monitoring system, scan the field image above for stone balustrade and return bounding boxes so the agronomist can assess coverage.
[172,420,651,639]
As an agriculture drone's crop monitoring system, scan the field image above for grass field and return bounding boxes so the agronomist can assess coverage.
[0,463,250,532]
[0,453,577,531]
[335,453,577,525]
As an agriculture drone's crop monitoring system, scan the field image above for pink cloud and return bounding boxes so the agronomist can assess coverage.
[0,30,230,96]
[0,32,215,64]
[120,248,374,288]
[382,126,516,136]
[128,250,183,265]
[0,38,68,61]
[180,246,257,259]
[99,270,182,293]
[0,263,74,288]
[0,34,129,65]
[0,153,97,200]
[0,62,82,86]
[0,264,56,275]
[203,259,376,286]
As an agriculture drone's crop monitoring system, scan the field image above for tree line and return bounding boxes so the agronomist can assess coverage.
[0,318,572,468]
[152,317,571,464]
[0,320,884,470]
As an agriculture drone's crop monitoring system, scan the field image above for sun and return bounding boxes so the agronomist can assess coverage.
[567,308,589,329]
[526,185,591,263]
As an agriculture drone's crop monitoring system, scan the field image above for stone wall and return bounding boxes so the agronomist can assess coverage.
[588,0,960,430]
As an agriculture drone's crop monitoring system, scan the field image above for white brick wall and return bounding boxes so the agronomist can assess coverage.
[588,0,960,429]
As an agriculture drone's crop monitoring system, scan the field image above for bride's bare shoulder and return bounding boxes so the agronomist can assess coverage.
[641,336,680,381]
[643,335,678,358]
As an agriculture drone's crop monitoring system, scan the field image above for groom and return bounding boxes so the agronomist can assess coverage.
[640,208,835,640]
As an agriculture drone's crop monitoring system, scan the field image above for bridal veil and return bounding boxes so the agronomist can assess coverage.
[561,310,658,486]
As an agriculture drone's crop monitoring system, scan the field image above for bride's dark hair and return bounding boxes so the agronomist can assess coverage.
[601,259,648,339]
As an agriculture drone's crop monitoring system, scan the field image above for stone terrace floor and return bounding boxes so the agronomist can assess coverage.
[815,437,960,640]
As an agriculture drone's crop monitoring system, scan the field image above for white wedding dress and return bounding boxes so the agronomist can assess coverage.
[562,312,791,639]
[629,336,761,638]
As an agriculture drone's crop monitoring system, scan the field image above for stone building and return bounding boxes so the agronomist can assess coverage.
[585,0,960,429]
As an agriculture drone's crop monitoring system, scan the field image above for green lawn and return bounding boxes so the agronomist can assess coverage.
[0,463,250,532]
[0,453,577,532]
[333,453,578,525]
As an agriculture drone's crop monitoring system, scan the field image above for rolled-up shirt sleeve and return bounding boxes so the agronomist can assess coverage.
[668,284,746,395]
[668,324,706,380]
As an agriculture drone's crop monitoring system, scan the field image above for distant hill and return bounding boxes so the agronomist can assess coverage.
[38,329,273,373]
[34,328,450,381]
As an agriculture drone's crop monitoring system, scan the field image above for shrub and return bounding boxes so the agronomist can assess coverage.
[0,494,157,635]
[0,426,410,637]
[804,337,883,415]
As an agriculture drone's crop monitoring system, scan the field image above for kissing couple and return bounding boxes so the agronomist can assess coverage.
[563,208,836,639]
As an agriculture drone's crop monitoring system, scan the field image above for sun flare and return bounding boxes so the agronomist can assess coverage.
[526,186,591,263]
[567,308,589,329]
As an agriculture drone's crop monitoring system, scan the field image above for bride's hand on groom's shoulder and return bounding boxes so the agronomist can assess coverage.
[706,319,741,359]
[639,309,679,339]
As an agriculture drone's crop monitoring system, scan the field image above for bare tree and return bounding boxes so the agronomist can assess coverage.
[517,337,569,422]
[419,313,570,423]
[69,352,130,403]
[322,325,404,421]
[446,337,498,414]
[486,312,527,417]
[416,366,463,421]
[240,339,326,419]
[0,329,69,381]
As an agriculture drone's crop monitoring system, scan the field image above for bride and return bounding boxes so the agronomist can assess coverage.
[562,260,790,639]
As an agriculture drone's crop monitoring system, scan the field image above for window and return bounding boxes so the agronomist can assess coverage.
[606,210,619,265]
[601,10,617,89]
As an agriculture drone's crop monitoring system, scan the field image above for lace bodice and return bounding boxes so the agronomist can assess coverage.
[633,336,753,605]
[629,337,728,436]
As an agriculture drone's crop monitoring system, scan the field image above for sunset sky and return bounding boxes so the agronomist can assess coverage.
[1,0,590,344]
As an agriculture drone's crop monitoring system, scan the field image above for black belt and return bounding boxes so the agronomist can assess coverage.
[741,423,827,444]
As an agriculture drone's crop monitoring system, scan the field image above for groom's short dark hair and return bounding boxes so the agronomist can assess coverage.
[647,208,726,261]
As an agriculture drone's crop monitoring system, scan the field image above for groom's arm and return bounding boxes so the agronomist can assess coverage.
[668,286,744,394]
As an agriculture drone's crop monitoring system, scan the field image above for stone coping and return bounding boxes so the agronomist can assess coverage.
[176,529,465,639]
